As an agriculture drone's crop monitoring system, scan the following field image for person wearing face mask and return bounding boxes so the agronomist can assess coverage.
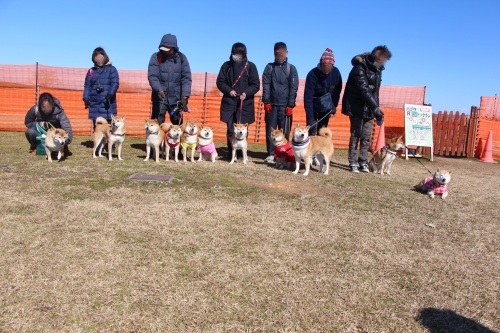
[148,33,192,125]
[25,92,73,154]
[342,45,392,173]
[262,42,299,163]
[83,47,120,128]
[216,42,260,161]
[304,48,343,137]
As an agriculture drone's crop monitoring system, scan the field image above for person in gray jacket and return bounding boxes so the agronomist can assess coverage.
[148,34,192,124]
[24,92,73,154]
[262,42,299,163]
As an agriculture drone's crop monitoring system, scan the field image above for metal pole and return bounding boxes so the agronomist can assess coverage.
[35,62,39,104]
[203,72,208,124]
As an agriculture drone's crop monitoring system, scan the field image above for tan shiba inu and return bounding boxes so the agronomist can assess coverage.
[271,128,294,169]
[230,123,249,165]
[416,169,451,199]
[369,136,404,176]
[45,127,69,162]
[180,120,199,163]
[160,122,182,162]
[144,119,165,163]
[92,116,126,161]
[291,124,334,176]
[197,125,218,163]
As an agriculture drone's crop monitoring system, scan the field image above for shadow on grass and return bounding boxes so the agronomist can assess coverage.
[416,308,495,333]
[80,140,93,149]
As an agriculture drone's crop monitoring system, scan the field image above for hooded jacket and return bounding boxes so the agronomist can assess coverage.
[262,59,299,107]
[304,66,342,118]
[83,59,119,120]
[342,53,384,119]
[216,56,260,124]
[24,98,73,142]
[148,34,192,105]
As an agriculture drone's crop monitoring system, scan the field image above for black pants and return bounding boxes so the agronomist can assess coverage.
[226,112,244,160]
[307,112,330,136]
[25,127,39,150]
[157,102,182,125]
[265,105,291,155]
[348,116,373,165]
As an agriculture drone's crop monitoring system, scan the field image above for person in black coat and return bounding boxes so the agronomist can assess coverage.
[148,34,192,125]
[342,45,392,173]
[216,43,260,159]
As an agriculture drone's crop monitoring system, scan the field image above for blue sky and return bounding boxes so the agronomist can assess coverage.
[0,0,499,113]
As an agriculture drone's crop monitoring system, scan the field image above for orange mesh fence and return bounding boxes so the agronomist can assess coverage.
[475,96,500,159]
[0,64,425,149]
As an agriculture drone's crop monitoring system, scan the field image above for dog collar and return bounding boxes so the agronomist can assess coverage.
[234,136,246,141]
[292,138,310,147]
[113,132,125,137]
[148,131,159,135]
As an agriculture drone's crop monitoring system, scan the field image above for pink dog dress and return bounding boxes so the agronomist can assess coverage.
[197,142,217,155]
[423,177,448,195]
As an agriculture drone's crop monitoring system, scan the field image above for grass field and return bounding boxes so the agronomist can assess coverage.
[0,131,498,333]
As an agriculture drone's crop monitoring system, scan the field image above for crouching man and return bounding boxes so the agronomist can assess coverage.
[25,92,73,155]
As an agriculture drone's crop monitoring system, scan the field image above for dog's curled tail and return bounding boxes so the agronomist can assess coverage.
[95,117,108,125]
[318,127,332,139]
[160,122,173,133]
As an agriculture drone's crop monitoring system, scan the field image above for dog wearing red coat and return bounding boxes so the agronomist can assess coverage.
[271,128,295,169]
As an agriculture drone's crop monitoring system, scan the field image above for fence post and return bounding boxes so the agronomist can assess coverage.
[466,106,480,158]
[35,62,39,104]
[203,72,208,124]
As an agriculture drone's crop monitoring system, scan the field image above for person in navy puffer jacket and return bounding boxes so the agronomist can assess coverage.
[148,34,192,125]
[83,47,119,127]
[304,48,342,137]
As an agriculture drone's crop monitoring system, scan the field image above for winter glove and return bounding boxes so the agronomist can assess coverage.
[181,96,189,105]
[158,89,166,101]
[83,99,90,109]
[376,115,384,126]
[373,107,384,118]
[264,104,272,114]
[285,107,294,117]
[106,94,114,101]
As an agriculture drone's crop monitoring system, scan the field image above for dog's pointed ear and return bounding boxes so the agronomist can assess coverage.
[210,127,214,130]
[436,168,440,172]
[306,126,310,130]
[448,170,452,174]
[122,116,126,120]
[145,119,148,123]
[244,123,248,128]
[295,123,299,128]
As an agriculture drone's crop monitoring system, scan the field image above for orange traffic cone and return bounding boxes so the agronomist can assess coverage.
[480,130,495,163]
[373,122,386,153]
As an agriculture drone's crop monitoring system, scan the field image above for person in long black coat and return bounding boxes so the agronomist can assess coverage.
[216,43,260,159]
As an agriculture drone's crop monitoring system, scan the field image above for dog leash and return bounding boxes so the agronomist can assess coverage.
[308,110,333,131]
[384,123,434,175]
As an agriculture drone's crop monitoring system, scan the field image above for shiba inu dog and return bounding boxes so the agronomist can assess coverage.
[144,119,165,163]
[271,128,294,169]
[180,120,199,163]
[416,169,451,199]
[92,116,126,161]
[230,123,249,165]
[291,124,334,176]
[44,127,69,162]
[197,125,218,163]
[160,122,182,162]
[369,136,404,175]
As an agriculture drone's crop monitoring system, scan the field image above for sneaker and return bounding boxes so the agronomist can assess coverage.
[350,165,359,173]
[264,155,275,163]
[360,164,369,173]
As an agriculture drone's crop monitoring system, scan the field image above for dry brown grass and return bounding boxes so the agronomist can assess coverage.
[0,132,498,333]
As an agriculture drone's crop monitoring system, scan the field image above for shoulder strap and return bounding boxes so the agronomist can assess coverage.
[271,63,291,79]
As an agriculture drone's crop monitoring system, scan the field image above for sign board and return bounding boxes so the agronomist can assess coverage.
[404,104,433,161]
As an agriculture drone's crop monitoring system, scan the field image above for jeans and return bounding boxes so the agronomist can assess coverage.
[348,117,373,165]
[265,105,289,155]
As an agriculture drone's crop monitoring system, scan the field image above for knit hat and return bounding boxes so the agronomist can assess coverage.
[320,48,335,64]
